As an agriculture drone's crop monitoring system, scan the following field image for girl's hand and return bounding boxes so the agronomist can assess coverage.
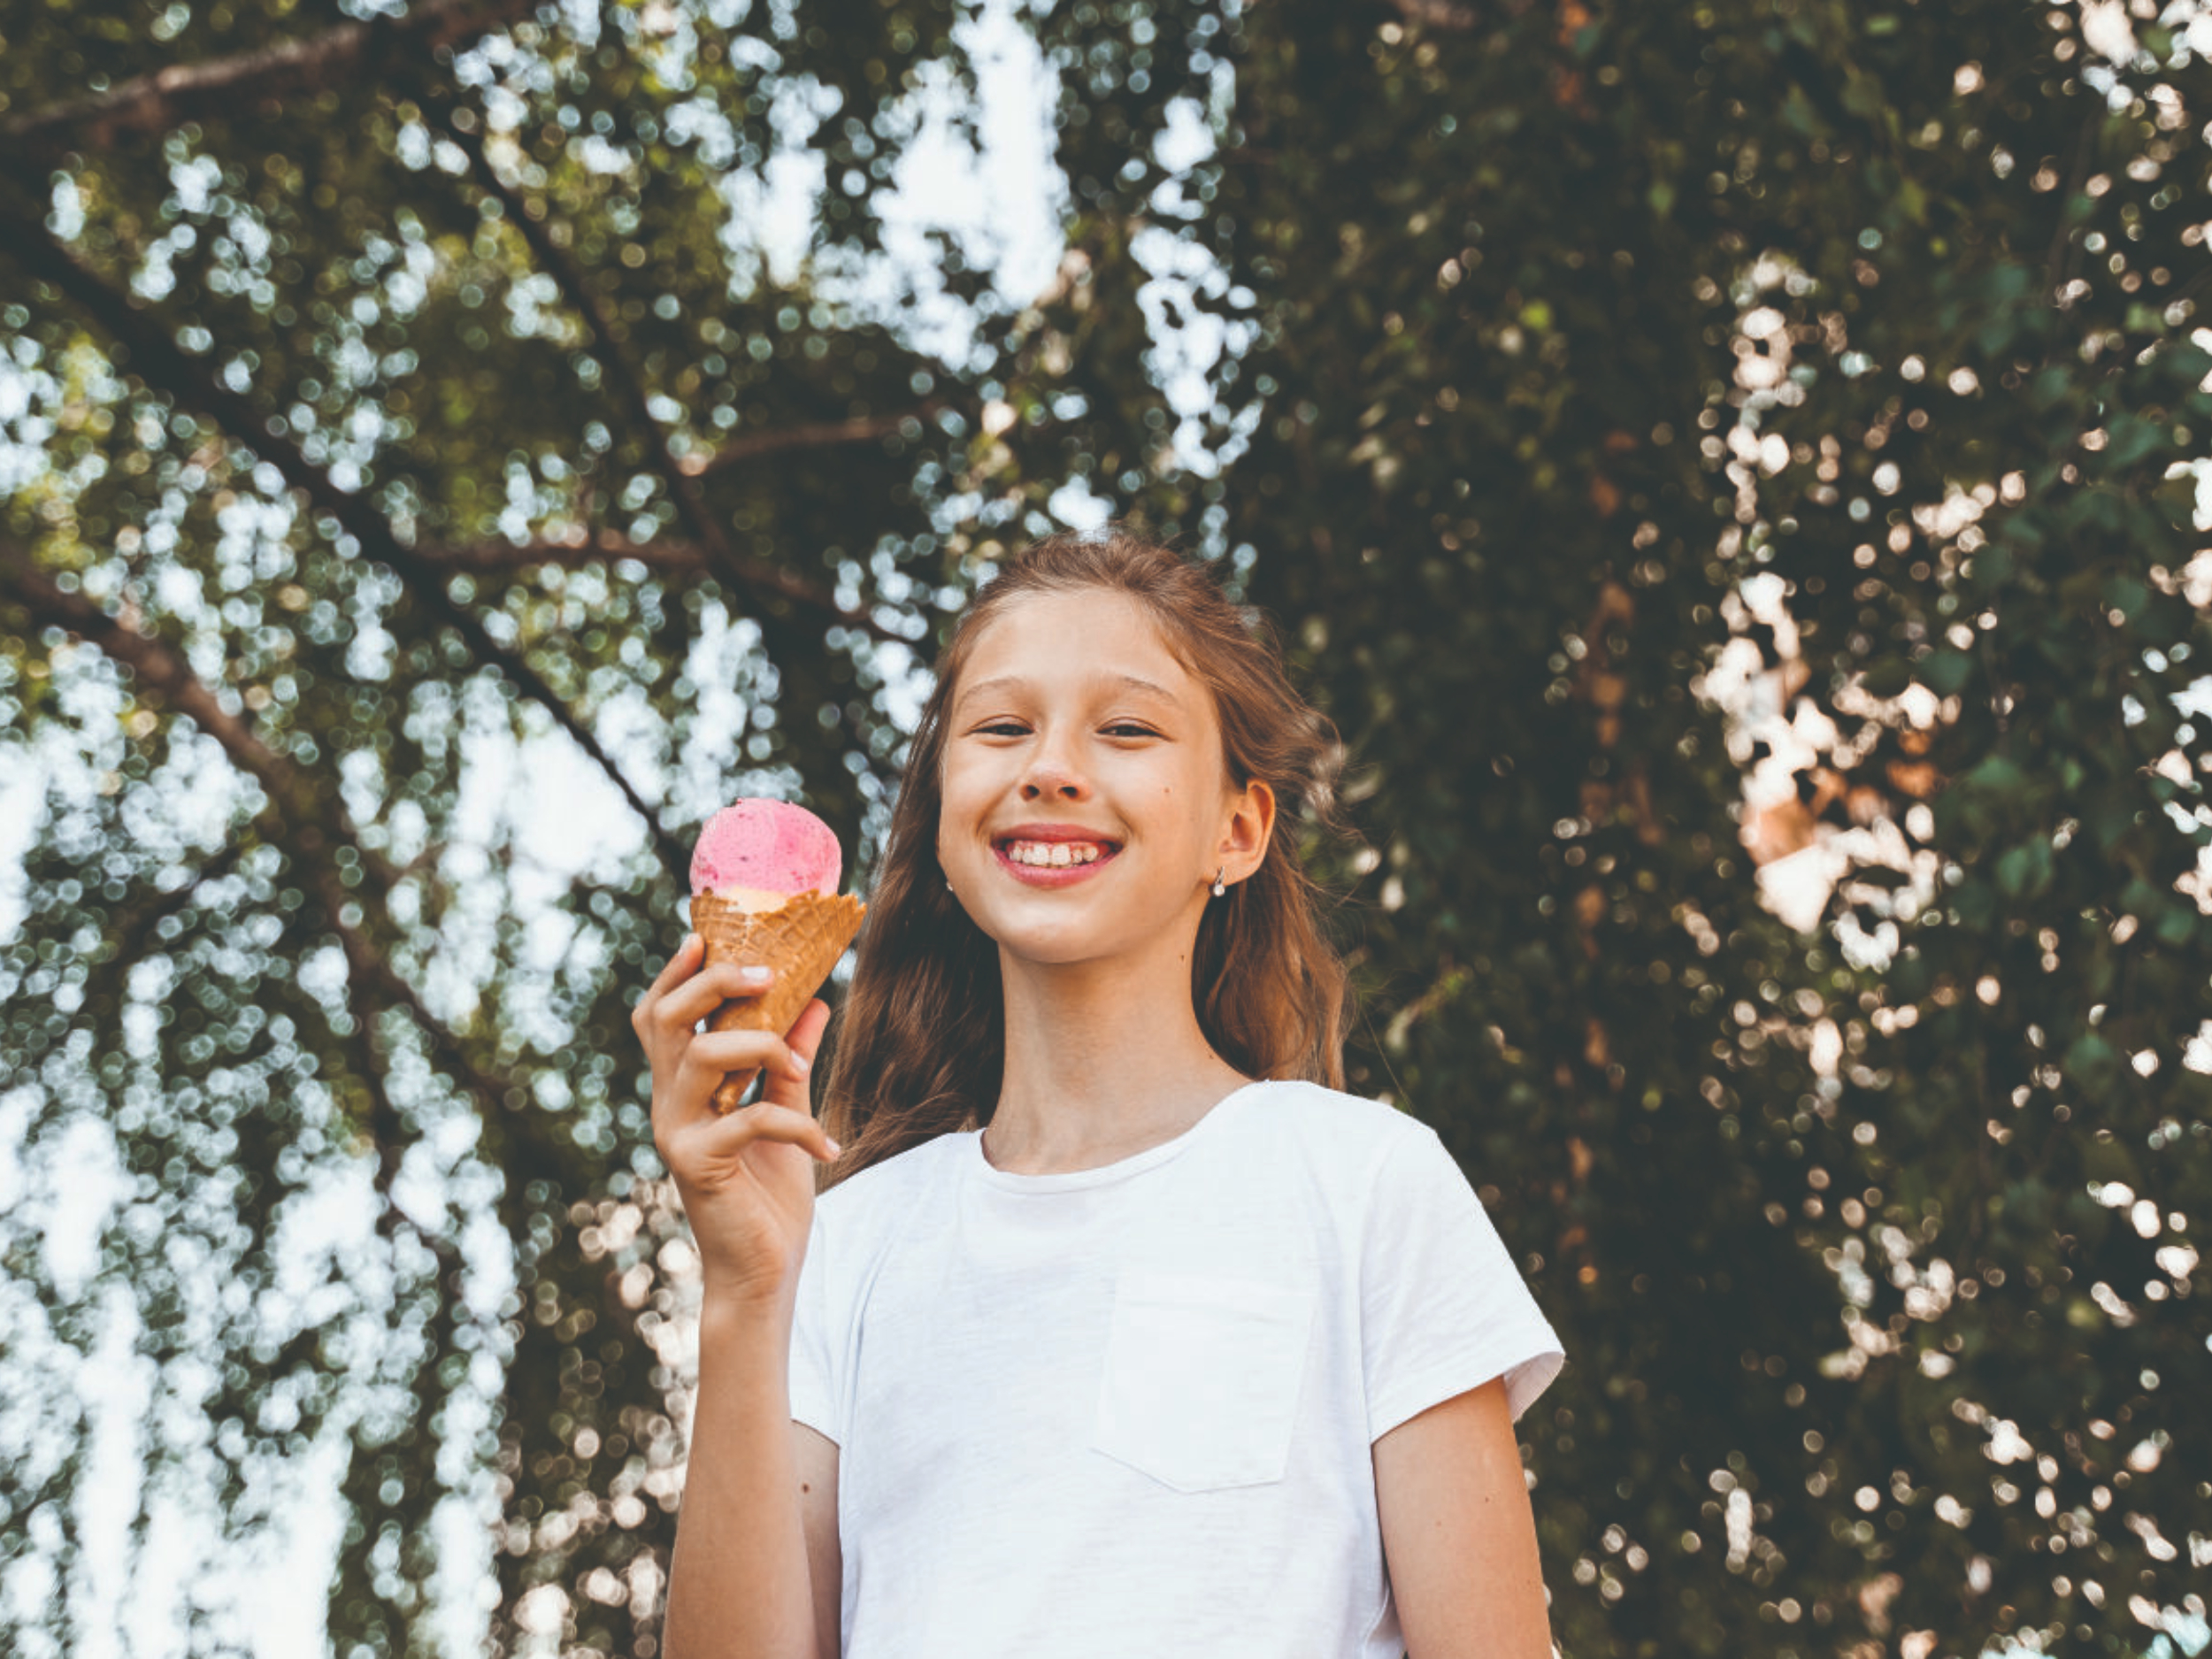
[631,933,841,1312]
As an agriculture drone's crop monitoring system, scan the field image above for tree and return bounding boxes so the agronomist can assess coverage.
[3,0,2208,1655]
[0,1,1211,1650]
[1125,1,2208,1653]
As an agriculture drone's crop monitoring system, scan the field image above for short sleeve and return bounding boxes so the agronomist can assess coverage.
[1360,1123,1564,1442]
[787,1208,841,1445]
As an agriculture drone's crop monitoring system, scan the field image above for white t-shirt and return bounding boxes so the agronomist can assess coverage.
[788,1078,1564,1658]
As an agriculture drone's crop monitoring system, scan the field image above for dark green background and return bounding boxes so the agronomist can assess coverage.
[3,0,2208,1654]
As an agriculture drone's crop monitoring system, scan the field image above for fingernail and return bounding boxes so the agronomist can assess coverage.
[793,1052,812,1075]
[741,964,772,983]
[684,933,700,952]
[825,1137,842,1157]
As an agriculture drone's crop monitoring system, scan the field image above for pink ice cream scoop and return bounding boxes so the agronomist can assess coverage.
[689,798,842,911]
[685,801,864,1109]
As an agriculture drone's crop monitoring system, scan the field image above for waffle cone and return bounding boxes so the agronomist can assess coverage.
[689,889,866,1114]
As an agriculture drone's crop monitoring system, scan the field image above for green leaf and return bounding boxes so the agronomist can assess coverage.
[2079,1128,2142,1187]
[2153,472,2200,526]
[1890,949,1932,998]
[2060,568,2105,611]
[1954,877,1998,929]
[1968,545,2016,589]
[2029,365,2074,408]
[1921,648,1974,695]
[2103,575,2149,620]
[2119,877,2165,915]
[2165,344,2212,386]
[1960,754,2032,799]
[1862,656,1912,697]
[2086,785,2139,849]
[2062,1033,2122,1094]
[1994,840,2054,901]
[2104,415,2162,467]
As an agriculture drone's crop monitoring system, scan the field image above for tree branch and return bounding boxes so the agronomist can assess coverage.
[684,407,938,477]
[0,0,538,163]
[1382,0,1486,29]
[420,527,919,645]
[0,541,403,894]
[325,872,578,1196]
[2046,111,2102,306]
[423,530,707,576]
[0,206,695,890]
[442,534,699,575]
[84,829,256,1002]
[349,978,439,1248]
[1,541,580,1195]
[422,93,916,648]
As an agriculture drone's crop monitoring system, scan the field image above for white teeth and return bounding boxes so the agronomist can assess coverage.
[1004,840,1104,867]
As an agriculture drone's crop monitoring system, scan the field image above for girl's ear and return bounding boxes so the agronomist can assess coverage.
[1219,778,1277,882]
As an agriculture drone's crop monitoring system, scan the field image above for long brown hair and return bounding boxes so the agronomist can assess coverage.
[818,528,1353,1186]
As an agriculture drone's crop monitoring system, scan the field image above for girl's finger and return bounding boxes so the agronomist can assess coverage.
[684,1025,800,1078]
[672,1099,841,1165]
[636,932,704,1018]
[786,997,833,1062]
[650,1030,772,1141]
[759,999,833,1112]
[678,1033,807,1113]
[658,960,776,1033]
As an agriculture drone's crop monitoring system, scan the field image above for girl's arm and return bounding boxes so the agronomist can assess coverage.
[795,1424,842,1659]
[664,1301,826,1659]
[1372,1376,1554,1659]
[630,936,841,1659]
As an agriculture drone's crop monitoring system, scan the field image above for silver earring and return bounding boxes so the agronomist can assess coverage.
[1210,866,1226,898]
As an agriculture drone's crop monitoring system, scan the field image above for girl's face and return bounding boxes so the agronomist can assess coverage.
[937,588,1273,969]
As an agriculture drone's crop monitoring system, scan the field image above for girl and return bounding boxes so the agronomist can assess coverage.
[630,530,1563,1659]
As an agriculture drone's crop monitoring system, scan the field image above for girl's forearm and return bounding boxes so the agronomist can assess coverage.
[664,1296,818,1659]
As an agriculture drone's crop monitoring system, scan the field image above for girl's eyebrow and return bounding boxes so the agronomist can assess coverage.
[955,672,1180,710]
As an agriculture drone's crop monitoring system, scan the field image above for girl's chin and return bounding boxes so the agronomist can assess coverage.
[972,900,1204,969]
[997,941,1116,971]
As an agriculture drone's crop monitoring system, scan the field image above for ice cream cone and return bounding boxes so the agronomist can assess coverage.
[690,889,866,1113]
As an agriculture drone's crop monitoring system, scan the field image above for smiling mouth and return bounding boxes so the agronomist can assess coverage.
[993,837,1120,870]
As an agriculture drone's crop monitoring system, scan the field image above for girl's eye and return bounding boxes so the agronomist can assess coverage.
[1103,722,1159,739]
[976,721,1030,737]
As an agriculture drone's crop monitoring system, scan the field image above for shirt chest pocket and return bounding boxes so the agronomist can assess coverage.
[1089,1271,1316,1494]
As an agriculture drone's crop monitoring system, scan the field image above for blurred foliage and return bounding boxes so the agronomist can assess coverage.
[3,0,2210,1655]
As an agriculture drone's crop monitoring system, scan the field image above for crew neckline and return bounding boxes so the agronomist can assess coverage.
[969,1079,1270,1193]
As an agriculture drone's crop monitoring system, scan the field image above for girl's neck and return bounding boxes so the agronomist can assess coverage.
[984,935,1251,1176]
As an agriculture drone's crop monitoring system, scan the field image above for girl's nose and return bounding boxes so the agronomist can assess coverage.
[1019,763,1087,802]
